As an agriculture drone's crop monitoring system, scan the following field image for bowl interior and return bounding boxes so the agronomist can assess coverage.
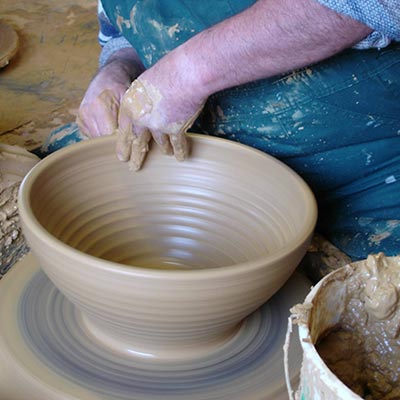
[22,134,316,271]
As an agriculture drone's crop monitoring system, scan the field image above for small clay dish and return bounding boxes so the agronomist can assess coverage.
[18,134,317,361]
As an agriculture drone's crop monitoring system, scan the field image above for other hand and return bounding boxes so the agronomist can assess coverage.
[77,48,144,138]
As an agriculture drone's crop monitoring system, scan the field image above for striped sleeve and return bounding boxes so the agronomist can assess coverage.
[98,0,121,46]
[97,0,133,67]
[316,0,400,49]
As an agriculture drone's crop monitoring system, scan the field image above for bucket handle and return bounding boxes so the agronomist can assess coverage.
[283,314,296,400]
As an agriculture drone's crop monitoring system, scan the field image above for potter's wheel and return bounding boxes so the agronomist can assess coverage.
[0,253,310,399]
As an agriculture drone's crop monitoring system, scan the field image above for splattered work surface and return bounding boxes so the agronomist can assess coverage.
[0,0,99,150]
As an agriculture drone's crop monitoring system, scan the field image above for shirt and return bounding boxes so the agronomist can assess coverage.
[316,0,400,48]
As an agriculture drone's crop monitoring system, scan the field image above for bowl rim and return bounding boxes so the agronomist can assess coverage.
[18,134,318,279]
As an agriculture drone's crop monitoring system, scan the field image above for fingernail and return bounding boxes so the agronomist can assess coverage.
[128,160,141,171]
[117,151,126,161]
[131,146,147,170]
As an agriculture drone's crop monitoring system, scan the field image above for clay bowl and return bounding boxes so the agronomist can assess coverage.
[18,134,317,361]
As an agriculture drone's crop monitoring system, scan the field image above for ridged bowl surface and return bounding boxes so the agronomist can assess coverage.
[18,134,317,359]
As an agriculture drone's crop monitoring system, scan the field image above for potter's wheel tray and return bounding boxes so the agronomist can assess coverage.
[0,254,310,399]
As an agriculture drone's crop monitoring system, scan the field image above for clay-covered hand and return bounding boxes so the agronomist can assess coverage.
[116,57,206,171]
[77,49,144,138]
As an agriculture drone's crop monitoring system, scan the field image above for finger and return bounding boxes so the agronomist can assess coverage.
[129,126,152,171]
[169,132,188,162]
[116,123,133,162]
[76,108,98,138]
[95,115,116,137]
[167,104,203,161]
[96,89,119,135]
[152,131,173,155]
[116,99,135,161]
[75,113,90,137]
[77,95,118,138]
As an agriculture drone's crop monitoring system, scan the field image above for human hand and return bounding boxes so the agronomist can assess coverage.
[116,53,206,170]
[77,48,144,138]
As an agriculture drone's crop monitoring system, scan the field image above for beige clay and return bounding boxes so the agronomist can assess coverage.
[316,254,400,399]
[0,144,39,272]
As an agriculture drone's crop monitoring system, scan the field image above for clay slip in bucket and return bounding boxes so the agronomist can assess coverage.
[284,253,400,400]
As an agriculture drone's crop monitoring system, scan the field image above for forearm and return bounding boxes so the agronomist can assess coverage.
[175,0,372,98]
[101,47,145,80]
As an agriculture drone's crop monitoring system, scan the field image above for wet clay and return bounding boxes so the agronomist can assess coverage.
[118,78,204,170]
[0,144,39,275]
[118,78,186,171]
[316,254,400,399]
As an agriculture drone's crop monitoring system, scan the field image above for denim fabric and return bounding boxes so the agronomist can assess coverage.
[100,0,257,68]
[196,44,400,259]
[98,2,120,45]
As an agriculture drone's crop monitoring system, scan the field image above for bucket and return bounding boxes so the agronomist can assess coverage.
[284,253,400,400]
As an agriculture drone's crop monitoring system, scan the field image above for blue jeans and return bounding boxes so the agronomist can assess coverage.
[194,43,400,259]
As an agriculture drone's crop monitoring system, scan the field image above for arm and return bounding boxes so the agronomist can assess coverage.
[117,0,372,169]
[171,0,373,99]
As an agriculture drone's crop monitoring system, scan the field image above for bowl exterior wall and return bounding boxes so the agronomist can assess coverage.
[22,219,312,349]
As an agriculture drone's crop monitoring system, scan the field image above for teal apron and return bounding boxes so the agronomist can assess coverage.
[102,0,400,259]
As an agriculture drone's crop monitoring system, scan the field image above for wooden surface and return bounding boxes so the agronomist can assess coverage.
[0,0,99,150]
[0,0,99,272]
